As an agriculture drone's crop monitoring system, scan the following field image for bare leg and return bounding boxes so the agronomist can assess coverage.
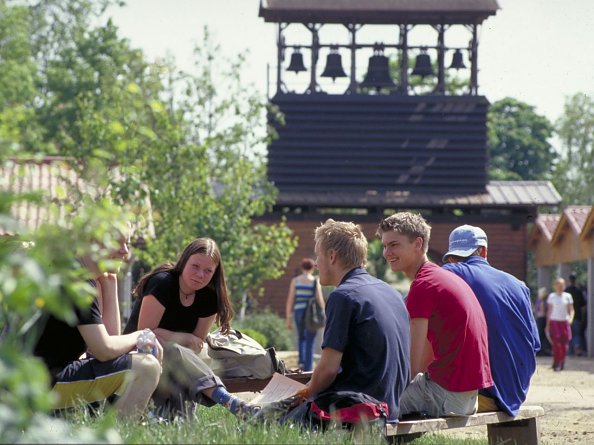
[114,353,161,417]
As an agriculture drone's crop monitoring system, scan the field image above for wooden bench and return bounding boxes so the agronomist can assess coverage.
[385,405,545,445]
[222,371,313,393]
[224,373,544,444]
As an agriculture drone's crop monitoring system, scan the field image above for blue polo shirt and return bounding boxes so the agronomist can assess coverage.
[443,256,541,416]
[322,267,410,421]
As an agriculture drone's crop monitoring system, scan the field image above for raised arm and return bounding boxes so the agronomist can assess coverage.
[96,273,121,335]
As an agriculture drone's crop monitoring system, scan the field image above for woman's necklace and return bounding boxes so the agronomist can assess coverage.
[179,286,194,302]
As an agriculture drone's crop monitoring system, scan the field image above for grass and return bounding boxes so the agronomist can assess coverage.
[62,403,488,445]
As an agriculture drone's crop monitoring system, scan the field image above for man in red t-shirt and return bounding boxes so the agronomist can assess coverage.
[377,212,493,417]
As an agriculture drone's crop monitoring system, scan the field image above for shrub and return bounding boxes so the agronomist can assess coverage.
[236,309,294,350]
[239,328,268,348]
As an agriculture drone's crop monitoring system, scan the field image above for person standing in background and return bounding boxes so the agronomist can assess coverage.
[534,287,551,356]
[546,278,574,371]
[285,258,325,371]
[565,274,586,356]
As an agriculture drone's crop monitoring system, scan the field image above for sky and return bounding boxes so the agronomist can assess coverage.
[105,0,594,125]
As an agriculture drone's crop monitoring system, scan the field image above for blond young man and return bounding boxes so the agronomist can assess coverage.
[296,219,410,422]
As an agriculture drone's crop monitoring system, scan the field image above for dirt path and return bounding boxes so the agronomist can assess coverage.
[276,352,594,443]
[441,355,594,444]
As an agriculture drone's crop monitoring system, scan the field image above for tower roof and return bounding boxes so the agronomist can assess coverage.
[259,0,500,25]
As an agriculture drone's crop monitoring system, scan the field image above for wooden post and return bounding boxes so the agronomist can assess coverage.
[487,417,540,445]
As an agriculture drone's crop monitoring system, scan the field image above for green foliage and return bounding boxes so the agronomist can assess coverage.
[240,328,269,348]
[383,56,470,96]
[2,0,297,312]
[236,309,294,350]
[100,404,391,445]
[0,195,125,440]
[553,93,594,205]
[64,403,487,445]
[366,239,389,281]
[487,98,555,180]
[0,0,43,154]
[1,0,295,435]
[132,33,298,308]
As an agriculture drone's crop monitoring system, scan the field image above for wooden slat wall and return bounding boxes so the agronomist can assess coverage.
[268,93,489,194]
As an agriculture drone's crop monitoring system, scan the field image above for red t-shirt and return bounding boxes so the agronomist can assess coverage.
[407,262,493,392]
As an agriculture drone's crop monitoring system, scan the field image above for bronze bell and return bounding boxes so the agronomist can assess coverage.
[321,49,347,81]
[411,53,434,78]
[360,53,396,90]
[449,49,466,70]
[287,50,306,73]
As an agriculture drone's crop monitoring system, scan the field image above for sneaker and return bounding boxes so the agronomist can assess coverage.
[249,396,301,424]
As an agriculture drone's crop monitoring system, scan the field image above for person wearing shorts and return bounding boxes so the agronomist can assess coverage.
[33,235,163,417]
[377,212,493,418]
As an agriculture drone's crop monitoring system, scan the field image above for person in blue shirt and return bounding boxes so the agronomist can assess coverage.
[442,225,541,416]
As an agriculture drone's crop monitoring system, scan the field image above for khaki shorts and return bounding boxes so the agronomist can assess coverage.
[399,372,478,417]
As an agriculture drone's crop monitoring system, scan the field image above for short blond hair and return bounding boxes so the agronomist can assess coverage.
[314,219,367,269]
[376,211,431,253]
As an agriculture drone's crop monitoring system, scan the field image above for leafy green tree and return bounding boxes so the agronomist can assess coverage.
[553,93,594,205]
[0,0,44,153]
[4,0,296,309]
[376,56,468,95]
[366,239,389,281]
[487,98,555,180]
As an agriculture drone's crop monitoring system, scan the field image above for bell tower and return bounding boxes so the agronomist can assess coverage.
[259,0,501,204]
[256,1,560,315]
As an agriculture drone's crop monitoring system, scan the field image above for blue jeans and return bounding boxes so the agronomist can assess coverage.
[294,308,317,371]
[571,320,586,354]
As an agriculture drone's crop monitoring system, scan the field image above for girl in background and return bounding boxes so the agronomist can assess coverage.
[546,277,575,371]
[285,258,325,371]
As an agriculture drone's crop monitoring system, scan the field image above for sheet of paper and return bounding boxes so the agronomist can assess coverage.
[251,372,306,404]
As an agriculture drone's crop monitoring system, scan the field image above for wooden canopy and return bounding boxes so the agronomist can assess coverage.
[259,0,500,24]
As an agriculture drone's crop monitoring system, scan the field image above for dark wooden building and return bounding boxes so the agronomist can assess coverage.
[256,0,561,315]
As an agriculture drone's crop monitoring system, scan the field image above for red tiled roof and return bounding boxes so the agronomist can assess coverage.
[564,205,591,234]
[0,157,84,235]
[1,158,154,237]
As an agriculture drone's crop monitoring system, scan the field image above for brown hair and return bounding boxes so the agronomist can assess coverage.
[134,238,233,333]
[376,212,431,253]
[300,258,315,271]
